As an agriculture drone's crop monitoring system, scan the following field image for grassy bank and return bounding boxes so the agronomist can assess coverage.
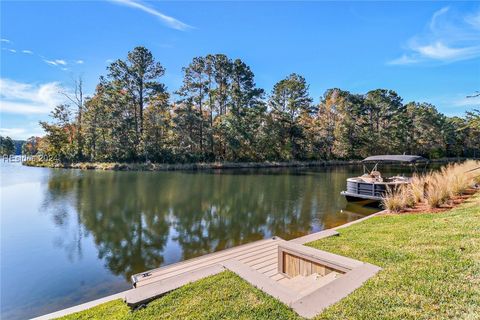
[23,160,362,171]
[23,157,473,172]
[58,271,300,320]
[57,194,479,320]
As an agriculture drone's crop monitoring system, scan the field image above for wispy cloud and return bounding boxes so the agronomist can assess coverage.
[109,0,192,31]
[55,59,67,65]
[422,92,480,116]
[465,9,480,30]
[43,58,67,66]
[43,59,58,66]
[0,127,45,140]
[388,7,480,65]
[2,40,78,71]
[0,78,66,115]
[388,54,419,65]
[0,128,28,139]
[414,42,480,61]
[452,95,480,108]
[429,6,449,30]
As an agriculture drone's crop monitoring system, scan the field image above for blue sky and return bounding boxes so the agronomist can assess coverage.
[1,0,479,140]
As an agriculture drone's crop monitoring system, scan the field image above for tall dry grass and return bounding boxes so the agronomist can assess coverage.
[382,160,479,212]
[383,187,406,213]
[424,172,450,208]
[410,174,426,203]
[383,185,416,212]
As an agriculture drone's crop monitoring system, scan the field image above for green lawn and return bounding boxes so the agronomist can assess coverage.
[309,194,480,320]
[58,195,480,320]
[58,271,300,320]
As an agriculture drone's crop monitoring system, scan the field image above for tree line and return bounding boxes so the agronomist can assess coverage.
[0,136,16,155]
[31,46,479,163]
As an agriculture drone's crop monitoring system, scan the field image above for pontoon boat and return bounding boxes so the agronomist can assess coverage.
[341,155,428,203]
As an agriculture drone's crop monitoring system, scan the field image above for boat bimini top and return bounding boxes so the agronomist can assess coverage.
[362,155,428,163]
[359,155,429,182]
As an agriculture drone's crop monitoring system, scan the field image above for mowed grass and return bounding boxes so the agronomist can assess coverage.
[310,194,480,320]
[58,195,480,320]
[58,271,300,320]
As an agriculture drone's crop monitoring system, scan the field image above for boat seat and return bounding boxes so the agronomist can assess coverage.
[370,171,381,178]
[370,171,383,182]
[359,172,383,183]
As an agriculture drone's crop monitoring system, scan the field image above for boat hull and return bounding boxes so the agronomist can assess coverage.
[341,178,409,204]
[340,191,383,203]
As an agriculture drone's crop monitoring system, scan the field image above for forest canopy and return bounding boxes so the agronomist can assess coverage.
[34,46,480,163]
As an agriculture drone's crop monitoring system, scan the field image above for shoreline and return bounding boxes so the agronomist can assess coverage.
[22,157,472,172]
[29,188,479,319]
[32,191,478,320]
[32,208,387,320]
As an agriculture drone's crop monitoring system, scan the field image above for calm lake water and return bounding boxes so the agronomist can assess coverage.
[1,162,398,319]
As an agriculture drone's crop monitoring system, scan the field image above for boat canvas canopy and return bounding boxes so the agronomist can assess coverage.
[362,155,428,163]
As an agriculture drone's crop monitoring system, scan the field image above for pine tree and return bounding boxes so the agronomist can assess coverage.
[108,46,166,160]
[269,74,313,160]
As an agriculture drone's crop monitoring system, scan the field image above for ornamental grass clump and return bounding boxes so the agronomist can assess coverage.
[382,186,407,212]
[462,160,480,185]
[424,160,480,208]
[401,185,417,208]
[410,174,426,203]
[434,161,479,201]
[425,172,450,208]
[446,164,470,196]
[383,160,480,212]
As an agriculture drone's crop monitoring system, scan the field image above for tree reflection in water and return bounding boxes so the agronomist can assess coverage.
[43,167,377,281]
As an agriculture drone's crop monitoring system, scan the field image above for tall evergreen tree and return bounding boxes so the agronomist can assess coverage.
[268,73,313,160]
[221,58,264,160]
[400,102,448,157]
[144,92,174,162]
[176,57,209,158]
[108,46,166,159]
[364,89,403,155]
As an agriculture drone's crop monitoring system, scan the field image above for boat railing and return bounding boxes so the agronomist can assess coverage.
[346,180,391,198]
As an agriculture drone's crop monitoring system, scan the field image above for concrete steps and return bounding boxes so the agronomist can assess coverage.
[279,272,341,296]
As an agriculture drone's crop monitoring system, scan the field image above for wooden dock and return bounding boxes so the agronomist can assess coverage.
[132,237,288,288]
[34,215,385,320]
[127,231,380,319]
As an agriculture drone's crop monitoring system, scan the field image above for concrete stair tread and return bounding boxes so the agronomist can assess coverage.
[278,272,341,295]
